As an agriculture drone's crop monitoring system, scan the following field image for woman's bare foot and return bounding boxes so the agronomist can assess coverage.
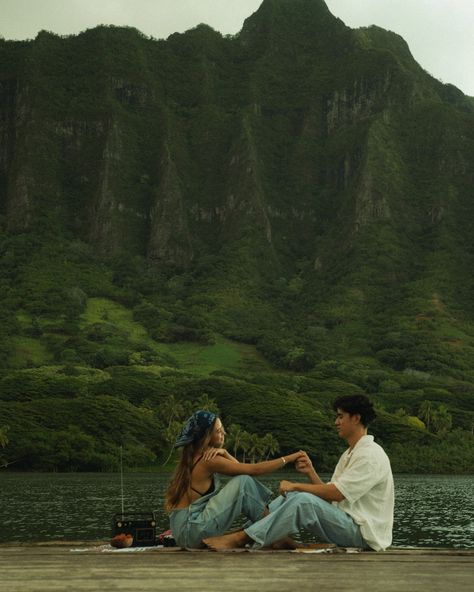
[203,530,250,551]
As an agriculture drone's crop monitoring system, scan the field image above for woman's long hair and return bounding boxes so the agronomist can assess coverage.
[164,421,216,511]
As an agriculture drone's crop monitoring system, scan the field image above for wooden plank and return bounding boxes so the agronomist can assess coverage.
[0,544,473,592]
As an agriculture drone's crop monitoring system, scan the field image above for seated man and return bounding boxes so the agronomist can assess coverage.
[204,394,394,551]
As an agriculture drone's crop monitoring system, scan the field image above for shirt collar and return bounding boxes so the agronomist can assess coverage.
[346,434,374,456]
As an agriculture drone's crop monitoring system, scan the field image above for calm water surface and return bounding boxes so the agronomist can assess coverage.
[0,472,472,548]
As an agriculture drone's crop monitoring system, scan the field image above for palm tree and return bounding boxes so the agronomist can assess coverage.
[239,431,252,463]
[195,394,220,415]
[0,425,9,469]
[226,424,243,459]
[0,425,9,449]
[256,436,268,462]
[418,400,434,432]
[431,404,452,434]
[247,433,261,464]
[158,395,184,430]
[162,420,182,465]
[263,433,280,460]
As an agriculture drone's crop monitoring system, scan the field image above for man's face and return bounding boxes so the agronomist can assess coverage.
[334,408,360,440]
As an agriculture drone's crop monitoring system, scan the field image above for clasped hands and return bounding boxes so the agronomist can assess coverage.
[201,447,315,493]
[279,450,314,496]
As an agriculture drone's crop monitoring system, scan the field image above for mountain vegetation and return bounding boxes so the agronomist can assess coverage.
[1,0,473,473]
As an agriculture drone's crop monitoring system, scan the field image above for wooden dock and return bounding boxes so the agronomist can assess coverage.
[1,542,473,592]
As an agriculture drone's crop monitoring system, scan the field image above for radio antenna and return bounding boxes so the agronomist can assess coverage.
[120,445,125,520]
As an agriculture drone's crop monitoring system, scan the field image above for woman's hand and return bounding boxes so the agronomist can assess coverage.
[202,447,227,461]
[295,451,314,475]
[279,480,295,496]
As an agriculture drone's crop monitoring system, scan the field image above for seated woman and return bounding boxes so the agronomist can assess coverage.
[165,410,304,549]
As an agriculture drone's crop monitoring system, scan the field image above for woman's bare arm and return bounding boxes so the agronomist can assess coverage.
[204,451,305,476]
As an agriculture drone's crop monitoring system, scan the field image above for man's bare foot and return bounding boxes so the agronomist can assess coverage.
[203,530,250,551]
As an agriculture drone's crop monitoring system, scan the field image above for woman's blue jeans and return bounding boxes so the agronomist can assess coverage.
[170,475,272,549]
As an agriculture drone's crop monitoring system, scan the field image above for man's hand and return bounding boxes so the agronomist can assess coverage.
[279,479,295,496]
[295,451,314,475]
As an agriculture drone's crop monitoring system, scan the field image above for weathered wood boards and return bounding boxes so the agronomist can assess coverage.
[1,544,473,592]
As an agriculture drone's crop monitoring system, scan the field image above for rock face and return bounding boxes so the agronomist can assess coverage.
[148,142,194,266]
[0,0,473,277]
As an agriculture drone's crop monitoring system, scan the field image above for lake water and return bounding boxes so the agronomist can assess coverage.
[0,472,473,548]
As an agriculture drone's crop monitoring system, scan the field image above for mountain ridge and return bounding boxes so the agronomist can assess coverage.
[0,0,473,472]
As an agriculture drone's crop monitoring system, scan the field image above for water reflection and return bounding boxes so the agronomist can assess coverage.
[0,472,472,548]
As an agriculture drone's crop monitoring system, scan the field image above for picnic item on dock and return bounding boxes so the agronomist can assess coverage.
[112,512,157,547]
[110,533,133,549]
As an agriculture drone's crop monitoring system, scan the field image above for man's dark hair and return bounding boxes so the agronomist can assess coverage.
[332,394,376,427]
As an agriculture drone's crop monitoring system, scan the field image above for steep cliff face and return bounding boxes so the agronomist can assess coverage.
[0,0,473,314]
[148,140,193,266]
[2,77,43,228]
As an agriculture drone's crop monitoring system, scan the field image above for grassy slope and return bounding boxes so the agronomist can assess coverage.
[79,297,271,375]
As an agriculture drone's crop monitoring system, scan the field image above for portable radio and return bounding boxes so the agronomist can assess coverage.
[112,512,157,546]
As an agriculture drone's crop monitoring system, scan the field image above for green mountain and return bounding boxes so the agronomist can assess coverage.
[1,0,473,472]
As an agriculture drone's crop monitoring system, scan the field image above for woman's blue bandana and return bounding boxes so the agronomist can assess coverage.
[174,410,217,448]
